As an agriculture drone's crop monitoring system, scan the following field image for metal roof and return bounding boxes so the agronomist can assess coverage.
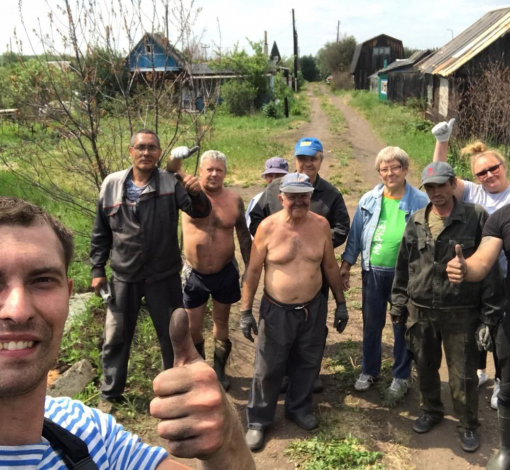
[417,7,510,76]
[378,50,431,74]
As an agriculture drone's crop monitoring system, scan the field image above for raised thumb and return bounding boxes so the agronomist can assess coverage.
[455,244,464,259]
[170,308,202,367]
[448,118,456,129]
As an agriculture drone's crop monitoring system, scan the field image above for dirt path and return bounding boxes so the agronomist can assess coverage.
[122,85,499,470]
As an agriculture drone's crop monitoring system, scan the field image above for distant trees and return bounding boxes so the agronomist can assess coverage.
[299,55,320,82]
[316,36,357,78]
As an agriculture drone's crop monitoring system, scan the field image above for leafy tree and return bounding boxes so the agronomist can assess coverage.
[221,41,269,108]
[404,47,420,59]
[300,55,320,82]
[316,35,357,78]
[222,80,257,116]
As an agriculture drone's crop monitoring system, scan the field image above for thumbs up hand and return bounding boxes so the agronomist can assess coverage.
[446,244,467,283]
[150,308,224,459]
[432,118,456,143]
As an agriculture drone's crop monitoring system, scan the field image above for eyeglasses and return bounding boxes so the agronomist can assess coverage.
[378,165,403,175]
[132,145,160,153]
[475,163,502,179]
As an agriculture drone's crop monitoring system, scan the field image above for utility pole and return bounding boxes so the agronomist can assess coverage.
[292,9,298,92]
[337,21,341,43]
[165,1,169,39]
[201,44,210,61]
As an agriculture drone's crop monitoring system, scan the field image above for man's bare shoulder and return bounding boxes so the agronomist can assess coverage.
[307,212,329,228]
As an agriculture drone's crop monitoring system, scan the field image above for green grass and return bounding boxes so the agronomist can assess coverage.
[285,434,383,470]
[319,95,347,135]
[346,91,435,170]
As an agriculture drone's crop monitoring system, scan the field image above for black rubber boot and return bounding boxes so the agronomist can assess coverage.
[488,405,510,470]
[213,338,232,391]
[195,341,206,360]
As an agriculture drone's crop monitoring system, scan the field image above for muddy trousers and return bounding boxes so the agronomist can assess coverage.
[101,274,183,399]
[497,312,510,412]
[247,292,327,431]
[406,305,480,431]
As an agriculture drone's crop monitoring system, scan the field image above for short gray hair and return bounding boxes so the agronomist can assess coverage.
[201,150,227,171]
[375,146,410,171]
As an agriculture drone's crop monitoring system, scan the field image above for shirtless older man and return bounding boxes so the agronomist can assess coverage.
[240,173,349,450]
[170,150,251,391]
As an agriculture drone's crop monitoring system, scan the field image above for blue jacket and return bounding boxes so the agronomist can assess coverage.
[342,182,428,271]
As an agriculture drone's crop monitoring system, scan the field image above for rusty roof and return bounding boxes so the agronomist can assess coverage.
[417,7,510,76]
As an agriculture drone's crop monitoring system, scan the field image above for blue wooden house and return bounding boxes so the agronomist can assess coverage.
[126,32,184,75]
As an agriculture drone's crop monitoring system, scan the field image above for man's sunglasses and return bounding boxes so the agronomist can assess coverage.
[475,163,502,178]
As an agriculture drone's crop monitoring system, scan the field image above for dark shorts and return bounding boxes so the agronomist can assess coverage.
[182,260,241,309]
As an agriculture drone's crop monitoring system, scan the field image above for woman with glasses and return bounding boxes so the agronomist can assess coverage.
[340,147,428,398]
[432,120,510,410]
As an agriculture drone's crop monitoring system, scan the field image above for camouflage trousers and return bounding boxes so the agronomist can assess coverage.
[406,304,480,431]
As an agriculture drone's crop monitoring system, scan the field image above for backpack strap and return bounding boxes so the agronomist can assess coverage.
[42,418,99,470]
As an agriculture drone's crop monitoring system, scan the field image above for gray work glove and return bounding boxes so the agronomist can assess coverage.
[432,118,456,143]
[240,308,258,342]
[334,302,349,334]
[476,324,494,352]
[170,146,200,159]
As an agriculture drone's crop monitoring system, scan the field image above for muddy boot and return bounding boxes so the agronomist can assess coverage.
[213,338,232,391]
[195,341,206,360]
[488,405,510,470]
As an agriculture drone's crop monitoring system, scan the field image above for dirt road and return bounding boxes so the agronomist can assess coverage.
[136,85,499,470]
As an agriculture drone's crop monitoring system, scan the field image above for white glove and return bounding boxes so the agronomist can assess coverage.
[170,146,191,159]
[432,118,456,143]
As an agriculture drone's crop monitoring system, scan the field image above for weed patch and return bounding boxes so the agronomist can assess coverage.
[285,434,383,470]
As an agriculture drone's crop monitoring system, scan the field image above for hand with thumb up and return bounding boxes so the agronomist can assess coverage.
[150,309,255,469]
[446,244,467,283]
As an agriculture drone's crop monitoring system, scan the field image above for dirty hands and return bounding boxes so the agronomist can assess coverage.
[432,118,456,143]
[339,261,351,291]
[240,308,258,342]
[334,302,349,334]
[151,308,225,460]
[446,244,467,283]
[91,277,107,296]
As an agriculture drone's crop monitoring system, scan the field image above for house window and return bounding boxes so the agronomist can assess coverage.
[373,47,391,56]
[145,44,153,54]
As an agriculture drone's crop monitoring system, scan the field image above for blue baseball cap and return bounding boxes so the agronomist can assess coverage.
[280,173,315,193]
[294,137,323,157]
[261,157,289,177]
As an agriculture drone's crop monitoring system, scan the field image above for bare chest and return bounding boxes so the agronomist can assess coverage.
[187,194,239,231]
[267,229,324,265]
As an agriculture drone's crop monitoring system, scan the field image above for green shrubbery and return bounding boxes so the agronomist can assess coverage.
[221,80,257,116]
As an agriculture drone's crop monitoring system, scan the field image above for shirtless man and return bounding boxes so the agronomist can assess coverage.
[169,149,251,391]
[240,173,349,450]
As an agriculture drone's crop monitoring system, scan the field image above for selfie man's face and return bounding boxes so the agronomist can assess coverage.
[0,224,72,397]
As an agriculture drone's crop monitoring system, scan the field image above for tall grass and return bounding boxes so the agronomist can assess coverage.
[346,91,435,170]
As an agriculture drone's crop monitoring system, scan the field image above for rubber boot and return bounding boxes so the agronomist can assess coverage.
[487,405,510,470]
[195,341,205,360]
[213,338,232,391]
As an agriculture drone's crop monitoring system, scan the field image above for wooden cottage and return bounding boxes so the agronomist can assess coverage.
[350,34,404,90]
[417,7,510,122]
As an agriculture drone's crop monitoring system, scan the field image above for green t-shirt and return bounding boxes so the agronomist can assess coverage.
[369,196,407,268]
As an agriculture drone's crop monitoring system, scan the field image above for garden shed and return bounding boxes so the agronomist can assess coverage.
[350,34,404,90]
[416,7,510,122]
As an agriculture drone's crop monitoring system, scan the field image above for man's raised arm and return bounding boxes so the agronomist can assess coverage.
[447,236,503,283]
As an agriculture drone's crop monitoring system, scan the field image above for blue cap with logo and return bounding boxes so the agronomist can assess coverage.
[421,161,455,186]
[294,137,323,157]
[280,172,315,193]
[261,157,289,177]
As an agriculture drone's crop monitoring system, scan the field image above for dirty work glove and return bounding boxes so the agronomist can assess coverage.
[476,324,494,352]
[432,118,456,143]
[334,302,349,334]
[170,146,192,159]
[240,309,258,342]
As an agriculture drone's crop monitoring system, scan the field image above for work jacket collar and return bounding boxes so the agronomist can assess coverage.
[313,174,324,192]
[414,196,466,227]
[122,166,160,198]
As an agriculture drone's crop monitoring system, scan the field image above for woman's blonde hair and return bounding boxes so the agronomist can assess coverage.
[461,141,506,175]
[374,146,410,171]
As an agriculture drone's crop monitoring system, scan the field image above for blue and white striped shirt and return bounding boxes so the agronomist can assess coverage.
[0,397,168,469]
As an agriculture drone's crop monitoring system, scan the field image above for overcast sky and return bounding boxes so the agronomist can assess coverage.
[2,0,509,58]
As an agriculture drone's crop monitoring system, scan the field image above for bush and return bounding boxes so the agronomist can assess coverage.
[262,101,280,118]
[221,80,257,116]
[330,71,353,91]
